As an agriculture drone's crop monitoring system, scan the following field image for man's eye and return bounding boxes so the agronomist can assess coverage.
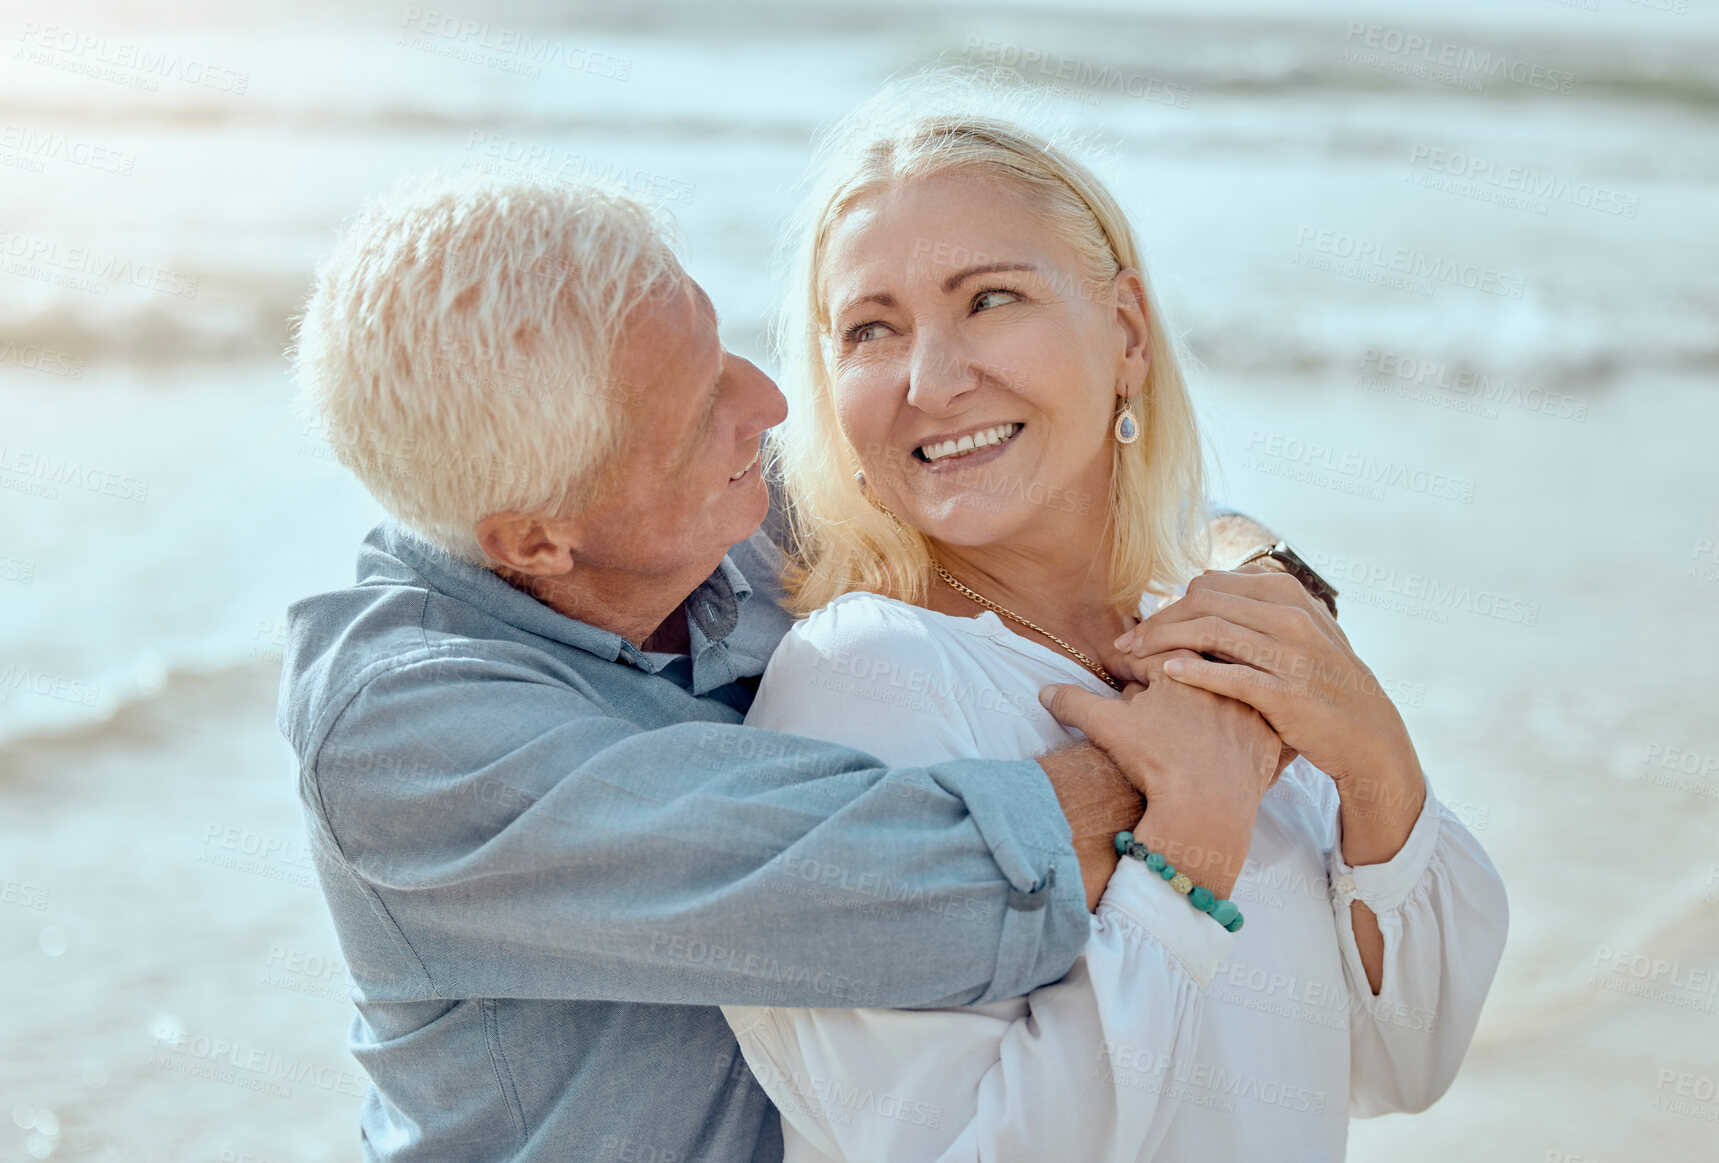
[973,288,1020,312]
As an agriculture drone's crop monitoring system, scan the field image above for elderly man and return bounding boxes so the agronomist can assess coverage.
[280,174,1288,1161]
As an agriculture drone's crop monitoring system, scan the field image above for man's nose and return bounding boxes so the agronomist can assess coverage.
[729,354,787,432]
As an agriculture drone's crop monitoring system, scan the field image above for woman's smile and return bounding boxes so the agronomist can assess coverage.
[911,421,1024,469]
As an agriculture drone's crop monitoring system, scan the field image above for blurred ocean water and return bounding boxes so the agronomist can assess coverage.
[1,1,1716,1159]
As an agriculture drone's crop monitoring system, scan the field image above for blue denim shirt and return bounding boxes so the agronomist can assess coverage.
[277,522,1090,1162]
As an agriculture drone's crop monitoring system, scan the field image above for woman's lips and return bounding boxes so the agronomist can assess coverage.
[913,424,1023,473]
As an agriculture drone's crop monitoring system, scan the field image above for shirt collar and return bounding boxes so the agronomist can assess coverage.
[369,523,755,689]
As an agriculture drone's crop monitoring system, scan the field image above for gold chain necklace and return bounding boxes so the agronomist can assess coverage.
[929,556,1122,691]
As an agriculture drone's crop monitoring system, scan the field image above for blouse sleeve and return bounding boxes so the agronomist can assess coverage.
[728,603,1237,1161]
[1328,784,1510,1116]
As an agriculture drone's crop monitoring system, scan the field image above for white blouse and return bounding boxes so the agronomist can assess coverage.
[724,591,1509,1163]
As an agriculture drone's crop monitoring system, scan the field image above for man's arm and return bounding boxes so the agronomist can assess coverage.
[299,655,1092,1014]
[1038,743,1142,911]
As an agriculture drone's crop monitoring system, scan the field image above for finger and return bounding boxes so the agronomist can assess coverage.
[1162,654,1289,715]
[1187,569,1338,636]
[1134,587,1326,657]
[1098,645,1200,686]
[1098,649,1155,688]
[1118,615,1303,682]
[1038,682,1121,735]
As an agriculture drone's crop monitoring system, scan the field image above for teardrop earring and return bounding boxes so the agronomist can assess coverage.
[854,467,905,531]
[1114,399,1140,445]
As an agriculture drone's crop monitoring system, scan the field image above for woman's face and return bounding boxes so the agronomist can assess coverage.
[821,172,1147,549]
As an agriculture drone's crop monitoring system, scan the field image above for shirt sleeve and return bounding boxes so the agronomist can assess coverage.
[1328,784,1510,1116]
[725,609,1237,1161]
[297,642,1092,1011]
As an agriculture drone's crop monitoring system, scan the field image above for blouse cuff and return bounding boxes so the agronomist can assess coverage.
[1098,857,1238,989]
[1328,783,1443,915]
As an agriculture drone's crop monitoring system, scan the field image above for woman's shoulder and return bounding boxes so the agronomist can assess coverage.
[788,591,968,657]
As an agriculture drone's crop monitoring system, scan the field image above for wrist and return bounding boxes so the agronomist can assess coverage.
[1127,798,1255,900]
[1335,763,1426,866]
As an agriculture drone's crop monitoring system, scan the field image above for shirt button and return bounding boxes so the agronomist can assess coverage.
[1334,875,1356,896]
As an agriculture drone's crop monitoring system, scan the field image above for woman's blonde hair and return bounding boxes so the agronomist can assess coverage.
[770,78,1207,617]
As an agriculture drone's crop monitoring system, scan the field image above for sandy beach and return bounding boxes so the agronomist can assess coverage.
[3,0,1717,1158]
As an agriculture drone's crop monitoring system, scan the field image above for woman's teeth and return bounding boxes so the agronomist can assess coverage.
[730,451,759,481]
[917,423,1020,464]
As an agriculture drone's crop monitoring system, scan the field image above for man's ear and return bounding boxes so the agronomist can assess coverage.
[474,511,582,577]
[1113,267,1151,392]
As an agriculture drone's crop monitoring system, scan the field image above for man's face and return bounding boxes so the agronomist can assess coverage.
[572,269,786,578]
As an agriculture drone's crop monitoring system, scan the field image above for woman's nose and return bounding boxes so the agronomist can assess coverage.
[905,337,980,414]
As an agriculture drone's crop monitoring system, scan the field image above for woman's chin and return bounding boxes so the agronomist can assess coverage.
[901,498,1034,548]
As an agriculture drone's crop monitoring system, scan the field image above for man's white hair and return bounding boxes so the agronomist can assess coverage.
[293,170,678,561]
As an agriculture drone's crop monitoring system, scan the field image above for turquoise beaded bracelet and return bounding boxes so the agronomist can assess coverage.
[1114,831,1244,933]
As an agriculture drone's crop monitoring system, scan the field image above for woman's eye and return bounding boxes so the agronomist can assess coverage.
[844,322,890,344]
[973,288,1020,312]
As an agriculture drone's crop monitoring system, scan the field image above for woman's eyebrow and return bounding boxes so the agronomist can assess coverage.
[942,261,1037,292]
[832,261,1038,320]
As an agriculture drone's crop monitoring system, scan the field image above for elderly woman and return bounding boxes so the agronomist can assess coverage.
[721,108,1509,1161]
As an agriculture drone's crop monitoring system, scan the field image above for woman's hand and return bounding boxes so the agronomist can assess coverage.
[1041,651,1281,898]
[1109,570,1427,866]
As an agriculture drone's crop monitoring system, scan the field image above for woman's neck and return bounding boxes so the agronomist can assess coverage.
[921,538,1136,675]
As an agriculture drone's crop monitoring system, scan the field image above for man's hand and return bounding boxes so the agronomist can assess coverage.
[1040,661,1279,900]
